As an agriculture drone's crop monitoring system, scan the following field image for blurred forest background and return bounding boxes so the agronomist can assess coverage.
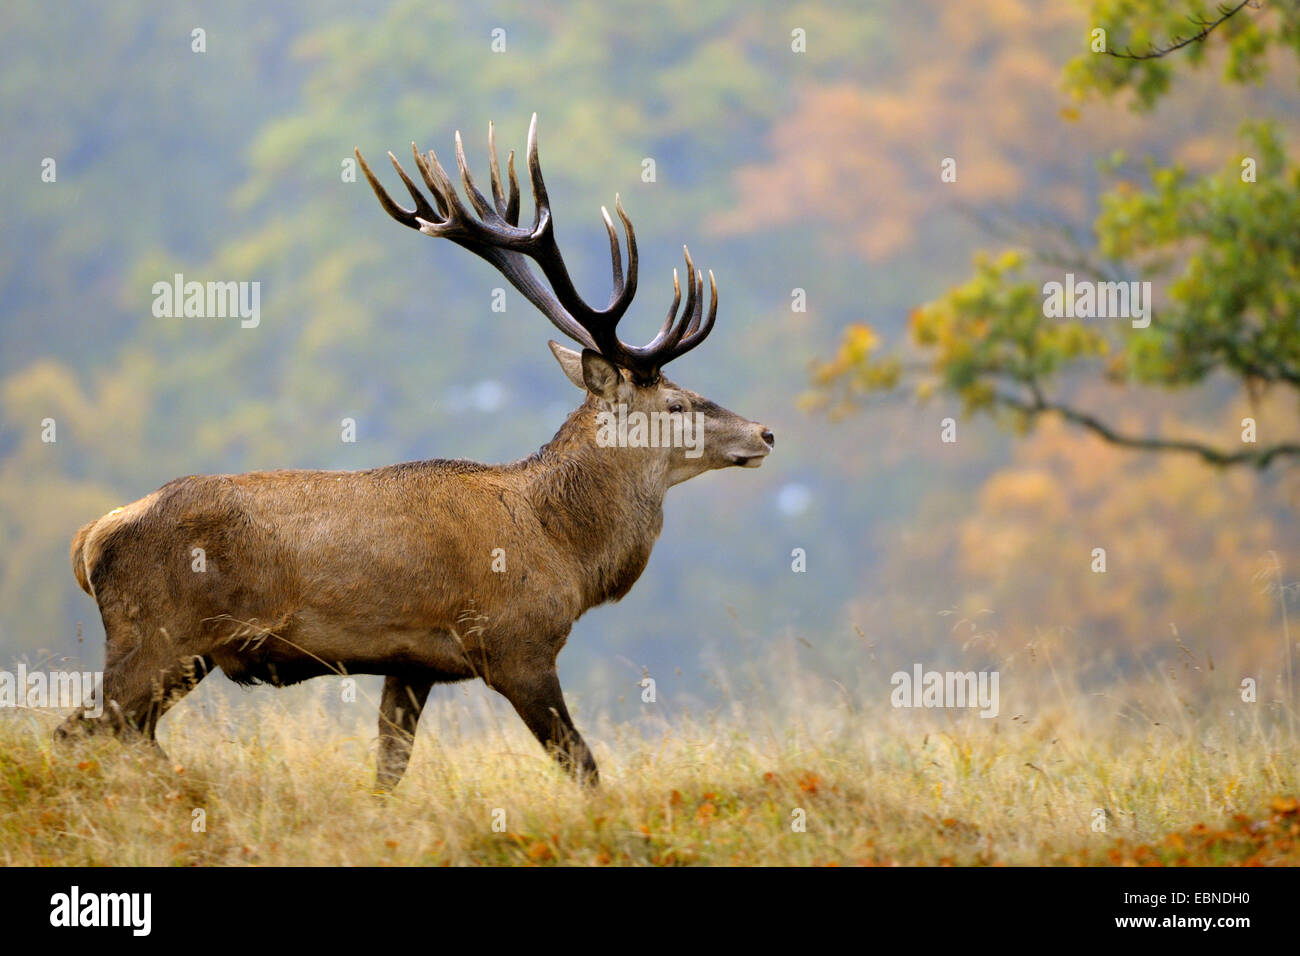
[2,0,1299,720]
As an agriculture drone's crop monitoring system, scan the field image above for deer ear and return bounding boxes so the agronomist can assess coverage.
[548,341,587,390]
[579,349,622,401]
[548,341,622,400]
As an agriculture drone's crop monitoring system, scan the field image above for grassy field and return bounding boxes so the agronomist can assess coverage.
[1,652,1297,866]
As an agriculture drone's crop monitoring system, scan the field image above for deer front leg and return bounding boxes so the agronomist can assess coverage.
[494,667,598,786]
[376,673,435,791]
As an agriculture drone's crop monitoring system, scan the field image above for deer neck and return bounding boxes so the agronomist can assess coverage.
[525,398,668,608]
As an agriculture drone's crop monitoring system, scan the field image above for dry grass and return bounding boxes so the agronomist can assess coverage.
[1,649,1296,865]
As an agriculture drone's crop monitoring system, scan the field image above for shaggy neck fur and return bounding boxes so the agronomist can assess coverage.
[522,396,668,609]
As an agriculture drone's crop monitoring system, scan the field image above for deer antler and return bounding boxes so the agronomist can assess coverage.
[356,114,717,385]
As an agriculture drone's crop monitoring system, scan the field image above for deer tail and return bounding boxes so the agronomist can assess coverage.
[71,520,97,596]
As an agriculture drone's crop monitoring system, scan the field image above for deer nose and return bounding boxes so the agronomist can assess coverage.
[761,428,775,448]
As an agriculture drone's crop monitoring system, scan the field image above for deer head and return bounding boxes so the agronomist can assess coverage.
[355,114,774,485]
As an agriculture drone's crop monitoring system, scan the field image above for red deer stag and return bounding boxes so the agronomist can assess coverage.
[57,115,774,788]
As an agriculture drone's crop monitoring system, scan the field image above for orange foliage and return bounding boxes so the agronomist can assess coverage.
[712,0,1273,262]
[1099,796,1300,866]
[883,408,1300,675]
[711,1,1101,259]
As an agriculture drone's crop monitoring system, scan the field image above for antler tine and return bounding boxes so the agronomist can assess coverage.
[684,270,705,338]
[487,122,505,216]
[412,145,461,229]
[669,268,718,362]
[524,112,551,233]
[657,268,682,343]
[658,246,700,352]
[391,152,442,223]
[454,130,499,223]
[614,195,637,303]
[504,152,520,226]
[566,193,638,353]
[681,247,700,335]
[355,148,431,229]
[487,122,521,225]
[600,206,622,290]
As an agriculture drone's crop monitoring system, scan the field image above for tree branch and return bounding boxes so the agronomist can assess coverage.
[1107,1,1254,61]
[993,388,1300,469]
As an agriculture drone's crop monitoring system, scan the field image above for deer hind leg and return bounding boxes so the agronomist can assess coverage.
[54,603,212,753]
[492,667,598,786]
[375,672,436,791]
